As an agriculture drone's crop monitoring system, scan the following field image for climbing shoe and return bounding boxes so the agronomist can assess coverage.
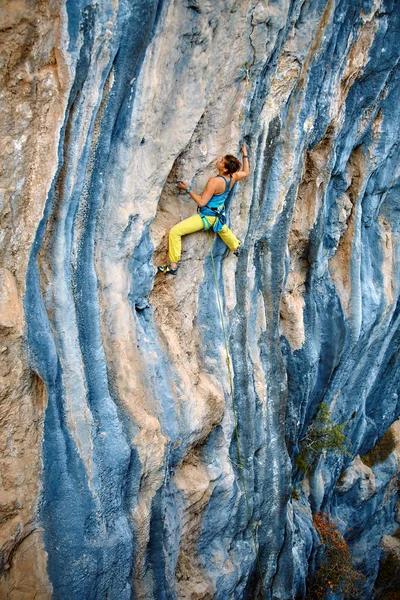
[157,264,179,275]
[233,242,242,257]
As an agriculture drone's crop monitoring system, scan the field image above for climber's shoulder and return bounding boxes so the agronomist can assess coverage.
[206,177,221,191]
[232,169,249,182]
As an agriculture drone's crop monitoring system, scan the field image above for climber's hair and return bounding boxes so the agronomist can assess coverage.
[223,154,241,174]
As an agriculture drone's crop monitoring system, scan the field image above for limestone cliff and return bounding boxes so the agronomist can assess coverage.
[0,0,399,598]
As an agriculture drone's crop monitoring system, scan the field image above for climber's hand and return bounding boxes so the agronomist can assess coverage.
[177,181,189,191]
[240,142,247,154]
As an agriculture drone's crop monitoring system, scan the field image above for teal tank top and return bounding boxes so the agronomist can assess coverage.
[199,175,234,232]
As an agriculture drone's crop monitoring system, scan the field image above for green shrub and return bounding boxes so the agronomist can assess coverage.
[361,428,396,468]
[295,403,351,474]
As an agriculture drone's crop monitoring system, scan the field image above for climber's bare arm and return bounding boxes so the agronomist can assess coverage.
[232,142,250,182]
[177,178,219,207]
[176,142,249,200]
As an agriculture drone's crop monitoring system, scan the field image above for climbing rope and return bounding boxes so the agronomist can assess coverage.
[207,233,267,598]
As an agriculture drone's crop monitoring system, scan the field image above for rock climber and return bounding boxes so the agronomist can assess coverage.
[157,142,250,275]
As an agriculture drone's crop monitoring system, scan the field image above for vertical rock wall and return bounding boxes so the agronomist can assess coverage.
[0,0,399,598]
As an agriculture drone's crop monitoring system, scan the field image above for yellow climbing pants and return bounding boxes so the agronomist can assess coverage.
[168,214,240,263]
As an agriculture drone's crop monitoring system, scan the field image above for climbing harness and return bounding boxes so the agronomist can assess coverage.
[207,233,267,598]
[199,206,227,232]
[199,175,232,232]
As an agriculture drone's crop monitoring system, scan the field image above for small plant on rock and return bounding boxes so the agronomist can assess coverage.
[291,486,300,500]
[295,403,351,474]
[310,512,366,599]
[360,428,396,468]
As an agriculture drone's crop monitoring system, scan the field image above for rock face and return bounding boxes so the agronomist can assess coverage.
[1,0,399,598]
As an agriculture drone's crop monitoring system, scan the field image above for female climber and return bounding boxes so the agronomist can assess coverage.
[158,142,249,275]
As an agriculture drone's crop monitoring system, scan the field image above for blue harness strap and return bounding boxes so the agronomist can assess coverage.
[199,175,233,232]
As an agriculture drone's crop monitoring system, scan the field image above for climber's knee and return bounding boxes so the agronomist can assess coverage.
[169,224,180,239]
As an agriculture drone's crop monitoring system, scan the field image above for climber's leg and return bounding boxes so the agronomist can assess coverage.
[168,214,207,264]
[158,215,217,274]
[217,224,241,252]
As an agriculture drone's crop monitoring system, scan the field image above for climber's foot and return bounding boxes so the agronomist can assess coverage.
[233,241,242,257]
[158,264,179,275]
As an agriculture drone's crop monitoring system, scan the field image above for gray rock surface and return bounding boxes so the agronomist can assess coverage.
[0,0,399,598]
